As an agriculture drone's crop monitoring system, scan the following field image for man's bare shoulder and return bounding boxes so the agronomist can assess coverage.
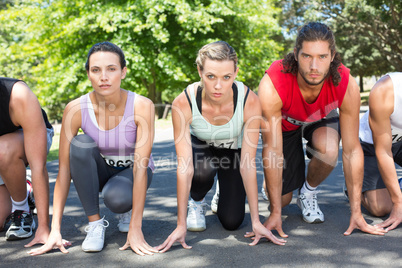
[369,75,394,116]
[258,74,283,112]
[9,81,36,105]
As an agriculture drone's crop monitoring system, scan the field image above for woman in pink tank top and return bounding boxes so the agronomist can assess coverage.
[29,42,157,256]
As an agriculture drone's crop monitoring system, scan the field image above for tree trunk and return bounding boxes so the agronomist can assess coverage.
[147,83,163,118]
[148,82,155,103]
[359,75,364,93]
[155,89,163,119]
[145,67,164,119]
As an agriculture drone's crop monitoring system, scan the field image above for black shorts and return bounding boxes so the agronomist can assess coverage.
[281,110,340,195]
[361,140,402,192]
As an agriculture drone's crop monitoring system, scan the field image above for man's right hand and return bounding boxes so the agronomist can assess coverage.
[244,212,288,239]
[376,202,402,231]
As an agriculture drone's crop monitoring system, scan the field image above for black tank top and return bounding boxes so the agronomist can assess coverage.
[0,77,52,136]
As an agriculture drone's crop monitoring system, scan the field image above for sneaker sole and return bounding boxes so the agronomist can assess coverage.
[6,230,34,241]
[187,226,206,232]
[302,217,324,224]
[118,226,129,233]
[82,248,103,253]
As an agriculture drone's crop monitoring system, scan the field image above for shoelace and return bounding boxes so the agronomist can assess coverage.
[10,210,24,226]
[302,191,320,211]
[188,201,208,215]
[84,220,109,238]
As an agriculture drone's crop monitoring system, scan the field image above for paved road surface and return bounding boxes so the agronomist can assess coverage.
[1,109,402,267]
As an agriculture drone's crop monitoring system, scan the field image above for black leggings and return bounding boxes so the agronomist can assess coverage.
[70,134,153,216]
[190,135,246,230]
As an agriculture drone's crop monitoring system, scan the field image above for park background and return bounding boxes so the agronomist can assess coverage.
[0,0,401,159]
[1,2,402,267]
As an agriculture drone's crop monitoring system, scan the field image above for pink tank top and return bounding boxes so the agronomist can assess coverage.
[80,91,155,171]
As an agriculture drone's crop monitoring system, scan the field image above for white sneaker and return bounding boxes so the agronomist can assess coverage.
[5,210,36,240]
[261,187,269,201]
[297,191,324,223]
[211,183,219,214]
[211,193,219,214]
[26,169,36,214]
[82,218,109,252]
[343,183,349,201]
[117,210,131,233]
[187,198,207,232]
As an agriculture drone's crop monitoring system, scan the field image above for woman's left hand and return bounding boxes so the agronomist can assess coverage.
[245,222,287,246]
[119,227,159,256]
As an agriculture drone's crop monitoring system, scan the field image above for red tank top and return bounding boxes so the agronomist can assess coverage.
[266,60,350,132]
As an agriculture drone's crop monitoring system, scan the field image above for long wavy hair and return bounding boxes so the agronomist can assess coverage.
[282,22,342,86]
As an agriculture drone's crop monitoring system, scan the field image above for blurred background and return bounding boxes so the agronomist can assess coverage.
[0,0,400,122]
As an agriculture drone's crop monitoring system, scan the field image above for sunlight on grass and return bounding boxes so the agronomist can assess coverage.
[155,117,172,130]
[47,132,60,162]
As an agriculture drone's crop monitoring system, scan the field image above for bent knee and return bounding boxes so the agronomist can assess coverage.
[367,203,392,217]
[221,220,243,231]
[103,191,132,213]
[219,214,244,231]
[313,146,338,166]
[0,141,20,168]
[102,178,132,213]
[0,145,10,167]
[364,197,392,217]
[282,192,293,208]
[70,135,97,160]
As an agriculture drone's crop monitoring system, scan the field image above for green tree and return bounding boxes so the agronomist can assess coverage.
[0,0,283,120]
[0,0,14,9]
[277,0,401,91]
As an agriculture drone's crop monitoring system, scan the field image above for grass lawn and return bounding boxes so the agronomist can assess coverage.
[47,131,60,162]
[360,90,370,105]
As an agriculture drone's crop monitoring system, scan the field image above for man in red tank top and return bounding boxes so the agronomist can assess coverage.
[249,22,386,241]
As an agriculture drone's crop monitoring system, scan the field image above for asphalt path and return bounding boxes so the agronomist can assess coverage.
[1,109,402,267]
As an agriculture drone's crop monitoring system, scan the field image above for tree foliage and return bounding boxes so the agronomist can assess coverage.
[278,0,401,91]
[0,0,282,120]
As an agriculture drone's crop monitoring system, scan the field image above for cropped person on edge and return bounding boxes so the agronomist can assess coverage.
[249,22,386,241]
[359,72,402,231]
[157,41,286,253]
[0,77,53,245]
[28,41,157,256]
